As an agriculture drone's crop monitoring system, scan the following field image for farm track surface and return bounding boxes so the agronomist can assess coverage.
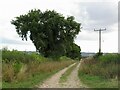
[60,62,86,88]
[36,61,87,88]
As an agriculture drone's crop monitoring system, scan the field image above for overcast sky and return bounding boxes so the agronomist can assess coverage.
[0,0,119,53]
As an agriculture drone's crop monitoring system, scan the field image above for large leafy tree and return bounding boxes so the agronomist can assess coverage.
[66,43,81,60]
[11,9,81,58]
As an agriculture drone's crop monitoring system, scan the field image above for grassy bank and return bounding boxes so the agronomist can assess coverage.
[2,49,75,88]
[78,53,119,88]
[79,73,118,88]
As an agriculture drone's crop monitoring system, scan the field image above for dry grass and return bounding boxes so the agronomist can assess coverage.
[78,54,119,88]
[2,50,75,88]
[2,64,14,82]
[79,54,119,79]
[2,60,74,83]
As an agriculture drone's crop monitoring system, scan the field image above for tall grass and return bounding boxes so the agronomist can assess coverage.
[98,53,119,64]
[78,53,119,88]
[79,54,119,79]
[2,49,74,88]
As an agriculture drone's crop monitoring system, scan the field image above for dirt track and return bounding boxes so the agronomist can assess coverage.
[36,61,86,88]
[60,62,86,88]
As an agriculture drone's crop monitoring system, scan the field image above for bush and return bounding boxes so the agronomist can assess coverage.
[98,53,119,64]
[2,49,44,63]
[59,56,73,61]
[13,62,23,74]
[93,52,103,59]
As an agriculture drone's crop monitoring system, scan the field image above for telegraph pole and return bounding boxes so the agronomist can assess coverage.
[94,28,106,54]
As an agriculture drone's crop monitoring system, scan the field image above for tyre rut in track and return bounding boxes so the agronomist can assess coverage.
[36,63,76,88]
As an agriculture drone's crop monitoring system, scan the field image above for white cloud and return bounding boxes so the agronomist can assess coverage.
[0,0,118,52]
[75,29,118,53]
[102,30,118,52]
[2,43,36,51]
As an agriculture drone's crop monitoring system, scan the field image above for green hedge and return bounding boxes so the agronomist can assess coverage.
[2,49,45,63]
[98,54,120,64]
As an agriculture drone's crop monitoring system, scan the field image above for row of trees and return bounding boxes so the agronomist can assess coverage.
[11,9,81,59]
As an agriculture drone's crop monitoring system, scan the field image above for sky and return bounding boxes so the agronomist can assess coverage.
[0,0,119,53]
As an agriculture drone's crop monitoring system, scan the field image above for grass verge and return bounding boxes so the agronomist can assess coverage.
[78,53,119,88]
[3,70,57,88]
[2,49,76,88]
[2,61,74,88]
[78,73,118,88]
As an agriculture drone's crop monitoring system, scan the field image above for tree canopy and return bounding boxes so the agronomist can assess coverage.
[11,9,81,59]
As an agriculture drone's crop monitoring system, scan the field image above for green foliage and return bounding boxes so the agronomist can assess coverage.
[79,54,119,79]
[13,62,23,74]
[98,53,119,64]
[59,56,73,61]
[3,72,55,88]
[78,54,119,88]
[2,49,44,63]
[93,52,103,59]
[78,72,118,88]
[11,9,81,58]
[3,60,74,88]
[2,49,75,87]
[66,43,81,60]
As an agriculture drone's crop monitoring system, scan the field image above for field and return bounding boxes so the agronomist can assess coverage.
[2,48,119,88]
[2,49,75,88]
[78,53,119,88]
